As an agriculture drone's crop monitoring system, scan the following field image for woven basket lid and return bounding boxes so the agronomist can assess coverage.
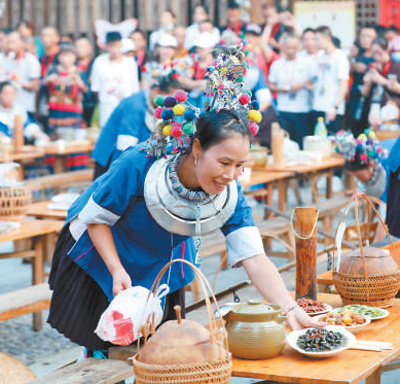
[0,352,36,384]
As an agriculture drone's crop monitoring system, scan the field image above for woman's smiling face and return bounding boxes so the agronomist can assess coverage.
[193,133,250,195]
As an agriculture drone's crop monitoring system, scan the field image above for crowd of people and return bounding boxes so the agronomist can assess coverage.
[0,1,400,153]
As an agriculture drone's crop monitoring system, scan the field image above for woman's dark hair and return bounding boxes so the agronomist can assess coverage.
[195,4,209,15]
[195,109,251,150]
[0,81,13,92]
[344,152,370,171]
[16,19,35,33]
[373,36,389,50]
[153,75,181,93]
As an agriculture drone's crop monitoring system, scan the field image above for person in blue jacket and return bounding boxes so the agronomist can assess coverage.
[91,75,181,179]
[48,107,320,359]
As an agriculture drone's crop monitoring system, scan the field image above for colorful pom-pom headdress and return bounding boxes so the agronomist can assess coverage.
[142,89,201,158]
[204,44,262,135]
[141,56,193,87]
[334,129,388,171]
[143,44,262,157]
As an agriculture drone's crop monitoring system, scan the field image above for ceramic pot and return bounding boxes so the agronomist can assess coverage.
[223,301,287,360]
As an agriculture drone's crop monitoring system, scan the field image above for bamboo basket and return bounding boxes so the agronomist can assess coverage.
[332,193,400,308]
[131,259,232,384]
[0,185,31,216]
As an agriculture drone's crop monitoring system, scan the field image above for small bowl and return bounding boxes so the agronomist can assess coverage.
[314,311,371,334]
[288,325,355,359]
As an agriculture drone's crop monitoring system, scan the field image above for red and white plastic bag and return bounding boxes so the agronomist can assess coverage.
[95,284,169,346]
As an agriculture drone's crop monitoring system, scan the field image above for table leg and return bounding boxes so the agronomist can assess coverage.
[277,179,287,212]
[326,169,334,199]
[54,156,65,174]
[32,236,45,331]
[366,367,381,384]
[264,182,273,219]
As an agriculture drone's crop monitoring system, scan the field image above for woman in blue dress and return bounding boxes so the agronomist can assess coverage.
[49,46,321,357]
[48,108,320,357]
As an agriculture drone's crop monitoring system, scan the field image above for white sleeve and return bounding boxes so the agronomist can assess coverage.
[268,61,278,84]
[130,60,139,93]
[90,60,101,92]
[29,56,41,80]
[337,52,350,81]
[225,226,264,268]
[255,88,272,104]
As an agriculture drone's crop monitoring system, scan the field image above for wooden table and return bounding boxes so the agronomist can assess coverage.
[26,201,68,220]
[42,140,94,174]
[232,292,400,384]
[0,146,46,180]
[255,156,346,210]
[241,170,293,214]
[375,130,400,141]
[0,219,63,329]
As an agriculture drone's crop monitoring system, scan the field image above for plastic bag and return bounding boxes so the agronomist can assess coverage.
[95,284,169,346]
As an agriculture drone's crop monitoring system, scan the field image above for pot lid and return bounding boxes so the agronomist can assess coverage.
[232,300,276,315]
[342,246,389,258]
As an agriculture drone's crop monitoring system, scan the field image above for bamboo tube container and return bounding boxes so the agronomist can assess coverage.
[13,114,24,150]
[292,207,318,300]
[271,122,284,167]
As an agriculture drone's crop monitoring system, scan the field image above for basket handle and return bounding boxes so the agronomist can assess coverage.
[290,209,319,240]
[332,192,398,276]
[140,259,228,358]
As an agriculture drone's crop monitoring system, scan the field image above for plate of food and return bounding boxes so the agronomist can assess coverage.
[288,326,355,359]
[315,309,371,334]
[336,305,389,321]
[296,298,332,316]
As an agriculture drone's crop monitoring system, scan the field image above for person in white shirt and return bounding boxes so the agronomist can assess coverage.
[90,31,139,128]
[269,34,315,147]
[298,28,320,60]
[312,26,349,134]
[0,81,47,143]
[148,10,176,52]
[5,31,40,117]
[184,5,220,51]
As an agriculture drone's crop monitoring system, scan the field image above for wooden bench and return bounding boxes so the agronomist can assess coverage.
[0,283,51,324]
[27,169,93,197]
[28,357,133,384]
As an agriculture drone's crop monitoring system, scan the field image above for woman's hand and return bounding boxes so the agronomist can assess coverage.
[111,267,132,297]
[286,306,325,331]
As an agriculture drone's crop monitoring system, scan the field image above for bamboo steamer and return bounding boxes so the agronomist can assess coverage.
[333,193,400,308]
[131,259,232,384]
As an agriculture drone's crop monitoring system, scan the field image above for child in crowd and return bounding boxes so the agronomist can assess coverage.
[44,43,89,171]
[0,81,47,144]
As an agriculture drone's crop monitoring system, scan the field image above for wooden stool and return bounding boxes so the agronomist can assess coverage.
[316,195,351,246]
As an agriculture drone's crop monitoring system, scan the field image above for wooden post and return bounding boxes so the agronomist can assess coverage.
[271,122,284,168]
[294,207,318,300]
[13,114,24,151]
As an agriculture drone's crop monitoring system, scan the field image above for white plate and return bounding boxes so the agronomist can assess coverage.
[287,325,355,359]
[314,312,371,334]
[302,303,333,316]
[336,306,390,321]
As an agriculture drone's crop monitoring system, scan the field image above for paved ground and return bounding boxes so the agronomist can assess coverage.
[0,178,399,383]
